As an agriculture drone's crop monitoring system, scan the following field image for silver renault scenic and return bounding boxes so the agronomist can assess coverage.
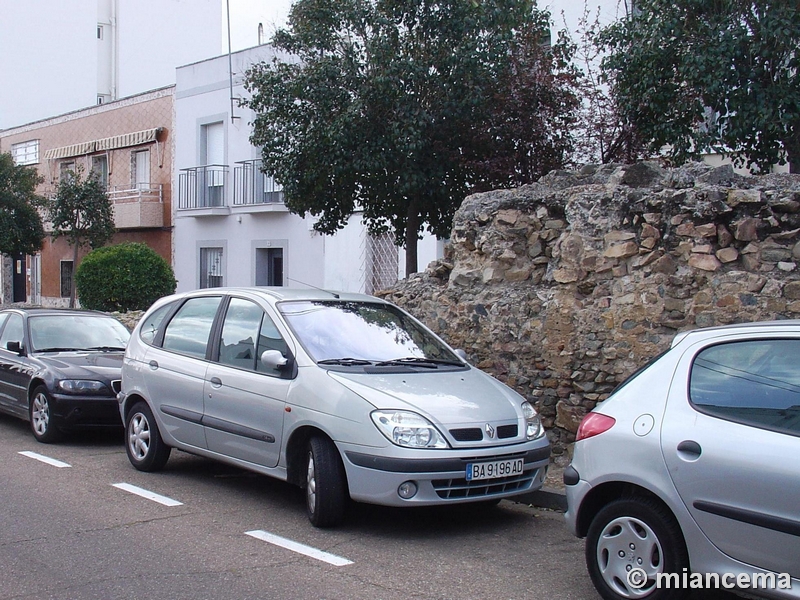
[119,288,550,527]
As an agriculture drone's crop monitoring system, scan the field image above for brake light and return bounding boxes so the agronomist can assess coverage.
[576,413,616,441]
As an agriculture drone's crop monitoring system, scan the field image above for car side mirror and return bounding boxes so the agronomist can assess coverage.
[6,341,24,356]
[261,349,288,370]
[454,349,468,362]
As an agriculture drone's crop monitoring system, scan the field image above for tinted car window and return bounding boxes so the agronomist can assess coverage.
[279,300,459,363]
[218,298,262,371]
[162,297,221,359]
[0,314,24,350]
[139,303,174,345]
[690,339,800,434]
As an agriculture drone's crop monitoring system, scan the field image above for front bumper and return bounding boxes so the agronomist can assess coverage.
[51,393,122,428]
[340,439,551,507]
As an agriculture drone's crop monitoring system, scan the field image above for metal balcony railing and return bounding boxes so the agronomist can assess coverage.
[178,165,229,209]
[108,184,163,204]
[233,159,284,205]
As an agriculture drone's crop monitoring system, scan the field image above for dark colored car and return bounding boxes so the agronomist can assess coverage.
[0,308,130,442]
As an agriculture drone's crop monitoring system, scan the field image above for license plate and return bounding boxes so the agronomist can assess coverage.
[465,458,524,481]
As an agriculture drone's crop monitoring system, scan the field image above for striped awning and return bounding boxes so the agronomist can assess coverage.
[43,128,161,159]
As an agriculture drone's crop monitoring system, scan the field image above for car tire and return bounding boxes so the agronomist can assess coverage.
[125,401,171,472]
[29,386,62,443]
[305,436,348,528]
[586,497,689,600]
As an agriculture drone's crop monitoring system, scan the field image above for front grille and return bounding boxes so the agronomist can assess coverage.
[432,468,538,499]
[449,427,482,441]
[497,424,517,439]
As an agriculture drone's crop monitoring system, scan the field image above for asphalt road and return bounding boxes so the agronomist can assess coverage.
[0,412,739,600]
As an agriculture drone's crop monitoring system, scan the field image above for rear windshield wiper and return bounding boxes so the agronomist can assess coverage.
[374,357,463,368]
[317,357,374,366]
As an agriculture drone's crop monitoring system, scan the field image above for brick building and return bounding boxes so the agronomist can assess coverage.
[0,87,174,306]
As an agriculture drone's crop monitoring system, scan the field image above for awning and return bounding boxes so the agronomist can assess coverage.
[43,128,162,159]
[44,141,95,159]
[96,128,160,151]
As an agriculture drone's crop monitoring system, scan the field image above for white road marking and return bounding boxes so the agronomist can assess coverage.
[112,483,183,507]
[18,451,71,468]
[245,530,353,566]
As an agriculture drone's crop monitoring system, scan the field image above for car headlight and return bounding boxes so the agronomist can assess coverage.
[521,401,545,440]
[371,410,449,449]
[56,380,108,395]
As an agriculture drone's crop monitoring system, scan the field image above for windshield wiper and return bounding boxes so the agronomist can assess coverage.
[374,357,463,368]
[317,357,374,366]
[86,346,126,351]
[35,347,82,353]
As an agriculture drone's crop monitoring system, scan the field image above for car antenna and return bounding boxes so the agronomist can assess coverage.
[286,277,340,299]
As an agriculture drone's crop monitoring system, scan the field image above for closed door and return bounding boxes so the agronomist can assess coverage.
[133,150,150,190]
[203,298,290,468]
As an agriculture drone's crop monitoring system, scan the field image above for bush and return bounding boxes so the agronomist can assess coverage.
[76,242,176,312]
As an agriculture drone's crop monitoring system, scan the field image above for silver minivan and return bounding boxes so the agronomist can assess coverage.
[119,288,550,526]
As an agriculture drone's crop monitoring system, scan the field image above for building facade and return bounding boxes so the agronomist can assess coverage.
[173,45,442,295]
[0,87,175,306]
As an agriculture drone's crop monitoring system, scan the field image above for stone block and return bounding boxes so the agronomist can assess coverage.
[728,189,762,206]
[603,241,639,259]
[688,254,722,271]
[716,247,739,263]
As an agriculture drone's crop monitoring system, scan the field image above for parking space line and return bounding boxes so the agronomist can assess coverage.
[112,483,183,507]
[245,530,353,566]
[18,451,71,468]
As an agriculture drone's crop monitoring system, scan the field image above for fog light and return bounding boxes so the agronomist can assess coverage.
[398,481,418,499]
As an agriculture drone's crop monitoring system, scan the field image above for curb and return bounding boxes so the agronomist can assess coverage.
[513,486,568,512]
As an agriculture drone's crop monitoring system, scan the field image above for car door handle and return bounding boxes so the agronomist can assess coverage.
[209,377,222,388]
[149,360,158,370]
[677,440,702,460]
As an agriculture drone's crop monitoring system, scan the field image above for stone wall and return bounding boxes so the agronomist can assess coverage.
[378,162,800,463]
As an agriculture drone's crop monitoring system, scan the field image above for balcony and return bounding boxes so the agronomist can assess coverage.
[233,160,287,214]
[178,165,230,216]
[109,185,164,229]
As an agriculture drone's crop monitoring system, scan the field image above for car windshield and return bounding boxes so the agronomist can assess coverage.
[29,315,130,352]
[278,300,461,364]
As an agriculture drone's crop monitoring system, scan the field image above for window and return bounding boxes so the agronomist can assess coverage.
[200,247,224,288]
[132,149,150,190]
[60,261,73,298]
[59,160,76,182]
[139,303,174,346]
[0,314,8,335]
[0,314,24,350]
[256,313,289,376]
[91,154,109,190]
[162,297,221,359]
[690,339,800,435]
[218,298,263,371]
[97,25,103,39]
[11,140,39,165]
[255,247,283,286]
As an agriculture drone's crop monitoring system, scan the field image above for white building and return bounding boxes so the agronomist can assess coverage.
[173,45,443,294]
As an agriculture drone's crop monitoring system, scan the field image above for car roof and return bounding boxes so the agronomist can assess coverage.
[0,307,111,318]
[672,319,800,347]
[167,287,383,305]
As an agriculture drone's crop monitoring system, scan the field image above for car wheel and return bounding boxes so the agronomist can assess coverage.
[586,497,689,600]
[125,401,171,472]
[30,386,61,443]
[305,436,347,528]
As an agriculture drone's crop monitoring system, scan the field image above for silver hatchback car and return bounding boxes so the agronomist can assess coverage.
[119,288,550,526]
[565,321,800,599]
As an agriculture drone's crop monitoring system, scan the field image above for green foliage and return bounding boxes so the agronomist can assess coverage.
[75,242,176,312]
[0,152,45,257]
[600,0,800,172]
[243,0,580,273]
[49,166,116,251]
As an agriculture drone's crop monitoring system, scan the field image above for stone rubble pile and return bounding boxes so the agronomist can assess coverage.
[379,161,800,462]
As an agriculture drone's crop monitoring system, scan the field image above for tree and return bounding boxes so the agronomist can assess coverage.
[49,167,116,307]
[244,0,580,275]
[0,152,46,258]
[599,0,800,172]
[75,243,176,312]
